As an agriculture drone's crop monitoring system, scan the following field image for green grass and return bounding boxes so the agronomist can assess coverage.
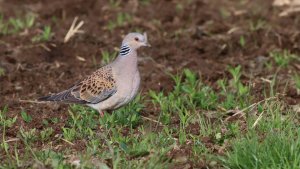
[40,127,54,142]
[222,101,300,169]
[0,106,17,128]
[239,35,246,48]
[249,19,267,32]
[31,25,53,42]
[107,12,132,31]
[219,7,231,18]
[0,13,35,35]
[109,0,121,8]
[101,50,118,65]
[0,13,53,43]
[270,49,297,68]
[1,68,299,168]
[223,132,300,169]
[140,0,151,5]
[0,67,5,77]
[20,110,32,123]
[293,74,300,90]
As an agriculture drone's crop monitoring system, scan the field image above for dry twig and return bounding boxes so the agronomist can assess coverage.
[61,138,75,146]
[141,115,164,126]
[5,138,20,143]
[224,96,278,122]
[19,99,44,104]
[64,17,84,43]
[251,111,265,128]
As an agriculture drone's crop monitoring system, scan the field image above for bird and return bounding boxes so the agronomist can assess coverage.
[38,32,150,116]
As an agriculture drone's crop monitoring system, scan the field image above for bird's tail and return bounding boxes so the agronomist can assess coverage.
[38,95,54,101]
[38,90,86,104]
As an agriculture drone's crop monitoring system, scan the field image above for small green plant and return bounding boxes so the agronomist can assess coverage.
[239,35,246,48]
[293,74,300,90]
[149,90,171,125]
[270,49,296,68]
[0,67,5,77]
[228,66,242,86]
[9,19,25,33]
[20,110,32,123]
[109,0,121,8]
[42,119,49,126]
[62,127,77,142]
[107,12,131,31]
[226,122,240,137]
[249,19,266,31]
[50,117,59,123]
[1,107,10,156]
[269,74,277,97]
[175,3,184,12]
[67,105,99,139]
[214,123,240,145]
[221,93,236,110]
[99,94,143,128]
[150,69,218,125]
[140,0,151,5]
[19,127,38,143]
[217,79,227,93]
[228,65,249,96]
[36,150,71,168]
[0,106,17,128]
[219,8,231,18]
[101,50,111,64]
[40,127,54,141]
[25,14,35,28]
[101,50,117,65]
[215,66,251,109]
[178,108,193,145]
[179,69,218,109]
[32,26,53,42]
[0,141,9,153]
[0,14,8,34]
[197,113,215,137]
[116,13,131,26]
[1,13,36,34]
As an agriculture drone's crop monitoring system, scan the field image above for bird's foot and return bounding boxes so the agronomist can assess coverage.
[99,111,105,117]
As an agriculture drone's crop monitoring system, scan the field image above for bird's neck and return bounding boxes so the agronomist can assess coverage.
[114,44,138,68]
[119,44,132,56]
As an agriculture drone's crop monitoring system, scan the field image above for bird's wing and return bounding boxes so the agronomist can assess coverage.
[39,66,117,104]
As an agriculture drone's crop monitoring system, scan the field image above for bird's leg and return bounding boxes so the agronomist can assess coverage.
[99,110,105,117]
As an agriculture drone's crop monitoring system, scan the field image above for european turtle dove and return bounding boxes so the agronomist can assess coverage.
[39,32,150,116]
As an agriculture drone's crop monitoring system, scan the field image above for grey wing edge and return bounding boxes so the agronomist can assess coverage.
[38,88,87,104]
[87,88,117,104]
[38,87,117,104]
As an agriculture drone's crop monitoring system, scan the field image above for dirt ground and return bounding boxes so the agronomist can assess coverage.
[0,0,300,168]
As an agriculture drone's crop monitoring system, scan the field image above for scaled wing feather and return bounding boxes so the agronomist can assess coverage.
[72,66,117,104]
[39,66,117,104]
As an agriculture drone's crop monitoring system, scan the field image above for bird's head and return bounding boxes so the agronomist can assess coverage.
[121,32,150,50]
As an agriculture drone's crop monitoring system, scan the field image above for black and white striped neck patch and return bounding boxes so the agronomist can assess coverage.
[120,44,131,56]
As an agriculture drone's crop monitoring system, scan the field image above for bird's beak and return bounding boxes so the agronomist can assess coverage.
[143,32,151,47]
[144,42,151,47]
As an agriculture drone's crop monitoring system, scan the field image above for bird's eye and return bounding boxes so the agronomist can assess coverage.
[134,37,139,41]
